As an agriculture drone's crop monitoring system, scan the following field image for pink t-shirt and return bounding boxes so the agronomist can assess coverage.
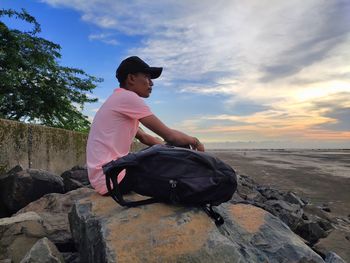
[86,88,153,195]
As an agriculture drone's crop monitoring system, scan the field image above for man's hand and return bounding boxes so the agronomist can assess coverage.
[196,143,205,152]
[191,137,205,152]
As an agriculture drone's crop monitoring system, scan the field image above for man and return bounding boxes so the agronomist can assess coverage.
[86,56,205,195]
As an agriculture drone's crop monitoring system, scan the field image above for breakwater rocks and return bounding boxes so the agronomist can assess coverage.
[0,165,348,262]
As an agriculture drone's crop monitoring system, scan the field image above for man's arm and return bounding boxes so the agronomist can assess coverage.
[135,128,164,146]
[139,115,205,151]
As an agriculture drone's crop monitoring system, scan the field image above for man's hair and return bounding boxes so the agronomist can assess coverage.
[118,73,137,88]
[118,72,145,88]
[119,78,127,88]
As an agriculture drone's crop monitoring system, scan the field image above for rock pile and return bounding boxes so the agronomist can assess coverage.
[0,165,348,262]
[0,165,65,215]
[233,176,329,242]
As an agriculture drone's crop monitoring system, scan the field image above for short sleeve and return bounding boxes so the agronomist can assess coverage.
[117,90,153,119]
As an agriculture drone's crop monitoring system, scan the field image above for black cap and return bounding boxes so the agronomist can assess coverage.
[116,56,163,83]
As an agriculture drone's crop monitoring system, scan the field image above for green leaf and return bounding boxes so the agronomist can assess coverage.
[0,8,103,132]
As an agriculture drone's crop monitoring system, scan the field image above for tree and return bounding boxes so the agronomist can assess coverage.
[0,9,102,132]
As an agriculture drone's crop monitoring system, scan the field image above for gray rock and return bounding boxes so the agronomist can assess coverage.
[233,174,335,249]
[283,191,307,207]
[232,176,262,204]
[257,186,285,200]
[295,221,328,245]
[0,212,47,263]
[61,167,90,193]
[295,213,334,246]
[218,203,324,262]
[238,174,257,189]
[229,191,245,203]
[260,199,304,231]
[20,237,64,263]
[303,204,334,223]
[324,252,346,263]
[235,183,267,204]
[69,192,324,263]
[0,166,64,213]
[304,213,334,232]
[16,188,95,253]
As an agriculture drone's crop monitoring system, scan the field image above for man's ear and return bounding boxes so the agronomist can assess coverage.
[125,73,136,85]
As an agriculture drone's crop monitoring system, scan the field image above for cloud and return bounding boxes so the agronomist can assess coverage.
[82,13,117,28]
[151,100,165,105]
[323,107,350,131]
[306,93,350,132]
[290,72,350,86]
[40,1,350,84]
[88,33,119,45]
[174,90,350,142]
[259,1,350,82]
[41,0,350,145]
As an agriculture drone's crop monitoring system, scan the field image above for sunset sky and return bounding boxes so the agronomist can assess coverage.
[2,0,350,148]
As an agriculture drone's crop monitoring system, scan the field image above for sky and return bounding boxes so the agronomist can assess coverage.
[2,0,350,149]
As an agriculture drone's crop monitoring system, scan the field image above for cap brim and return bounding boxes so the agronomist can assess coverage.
[146,67,163,79]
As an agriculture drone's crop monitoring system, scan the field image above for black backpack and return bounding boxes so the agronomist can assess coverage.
[102,144,237,225]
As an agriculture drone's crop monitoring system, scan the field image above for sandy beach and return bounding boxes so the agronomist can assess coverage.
[209,149,350,218]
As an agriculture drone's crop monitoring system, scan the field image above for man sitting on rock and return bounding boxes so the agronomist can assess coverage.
[86,56,205,195]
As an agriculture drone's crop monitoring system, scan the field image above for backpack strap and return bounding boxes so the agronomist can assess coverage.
[103,159,159,207]
[202,204,224,226]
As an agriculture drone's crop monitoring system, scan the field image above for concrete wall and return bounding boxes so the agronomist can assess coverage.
[0,118,145,175]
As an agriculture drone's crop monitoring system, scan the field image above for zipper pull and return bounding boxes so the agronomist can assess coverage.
[169,179,177,188]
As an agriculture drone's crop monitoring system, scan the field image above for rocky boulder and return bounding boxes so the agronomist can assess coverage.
[20,237,64,263]
[324,252,347,263]
[0,166,64,214]
[61,166,90,193]
[233,174,337,245]
[0,212,47,263]
[16,188,95,253]
[69,192,324,263]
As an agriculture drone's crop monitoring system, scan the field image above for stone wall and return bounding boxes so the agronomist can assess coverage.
[0,118,145,175]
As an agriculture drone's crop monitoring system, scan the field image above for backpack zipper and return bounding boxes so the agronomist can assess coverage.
[169,179,177,188]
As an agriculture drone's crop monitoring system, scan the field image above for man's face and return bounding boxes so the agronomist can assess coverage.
[130,73,153,98]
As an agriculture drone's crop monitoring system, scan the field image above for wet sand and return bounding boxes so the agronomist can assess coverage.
[209,149,350,218]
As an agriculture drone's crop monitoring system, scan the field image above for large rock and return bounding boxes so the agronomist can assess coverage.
[303,204,334,223]
[295,212,334,245]
[20,237,64,263]
[0,166,64,213]
[69,192,324,263]
[235,176,306,228]
[61,166,90,193]
[260,199,304,231]
[0,212,47,263]
[295,220,329,245]
[324,252,347,263]
[16,188,95,252]
[234,174,336,247]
